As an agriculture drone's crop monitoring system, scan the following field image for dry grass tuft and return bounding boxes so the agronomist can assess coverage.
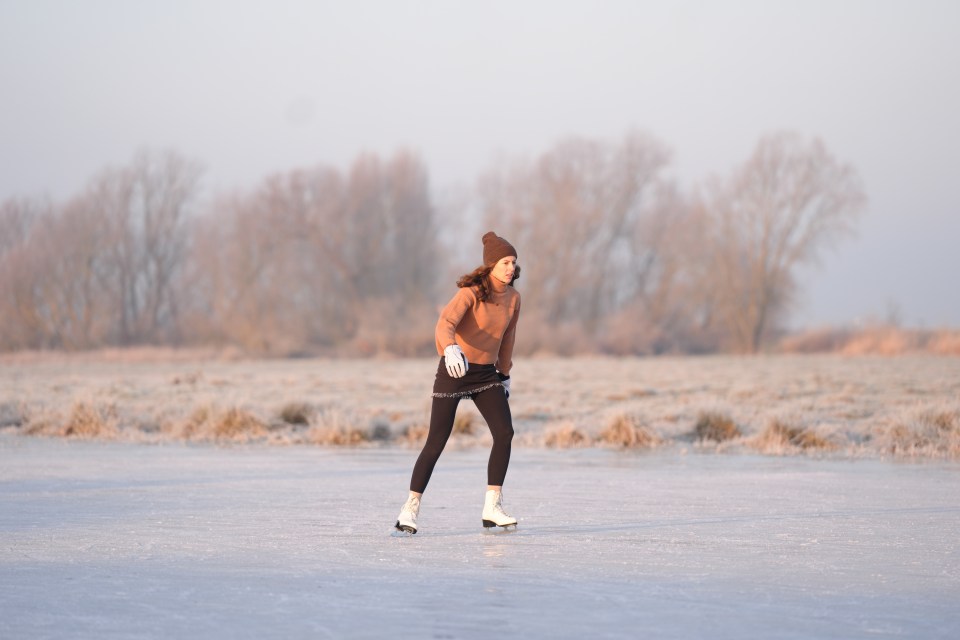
[306,410,370,446]
[841,328,914,356]
[694,411,741,442]
[170,371,203,386]
[778,327,851,353]
[928,331,960,356]
[369,422,392,442]
[279,402,314,425]
[39,402,121,439]
[307,425,370,446]
[928,411,959,431]
[778,326,960,355]
[598,414,661,449]
[66,402,118,438]
[21,416,56,437]
[543,423,589,448]
[882,409,960,458]
[0,401,25,429]
[749,419,835,454]
[452,412,476,436]
[165,405,268,442]
[211,407,268,440]
[399,422,429,446]
[171,405,213,439]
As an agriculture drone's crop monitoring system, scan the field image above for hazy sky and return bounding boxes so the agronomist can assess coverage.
[2,0,958,328]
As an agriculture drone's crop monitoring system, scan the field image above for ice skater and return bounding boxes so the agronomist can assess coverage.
[394,231,522,534]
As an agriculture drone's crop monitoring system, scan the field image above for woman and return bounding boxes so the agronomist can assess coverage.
[395,231,521,534]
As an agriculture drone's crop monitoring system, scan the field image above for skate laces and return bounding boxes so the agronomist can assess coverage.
[403,496,420,517]
[492,493,510,517]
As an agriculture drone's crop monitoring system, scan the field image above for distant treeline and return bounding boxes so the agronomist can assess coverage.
[0,131,866,356]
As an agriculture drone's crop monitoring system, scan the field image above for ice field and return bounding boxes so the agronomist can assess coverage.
[1,436,958,639]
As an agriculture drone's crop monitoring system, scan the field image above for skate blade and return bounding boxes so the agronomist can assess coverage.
[482,519,518,530]
[395,521,417,535]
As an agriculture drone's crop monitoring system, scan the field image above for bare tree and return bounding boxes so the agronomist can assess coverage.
[0,197,51,349]
[180,184,319,354]
[700,132,866,352]
[341,151,439,354]
[180,150,438,355]
[0,152,201,351]
[11,195,114,349]
[477,131,675,353]
[91,150,201,344]
[602,185,718,354]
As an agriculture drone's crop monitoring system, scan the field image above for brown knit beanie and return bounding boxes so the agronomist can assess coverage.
[482,231,517,266]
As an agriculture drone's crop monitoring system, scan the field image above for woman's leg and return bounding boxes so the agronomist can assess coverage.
[409,395,460,493]
[473,388,514,487]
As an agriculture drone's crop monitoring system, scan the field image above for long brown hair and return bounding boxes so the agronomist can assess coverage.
[456,264,521,302]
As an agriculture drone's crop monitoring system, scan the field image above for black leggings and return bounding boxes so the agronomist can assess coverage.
[409,387,514,494]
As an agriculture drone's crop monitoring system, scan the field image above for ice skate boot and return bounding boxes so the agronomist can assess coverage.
[482,489,517,529]
[395,495,420,534]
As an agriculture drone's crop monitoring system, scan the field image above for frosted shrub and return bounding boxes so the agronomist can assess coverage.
[928,331,960,356]
[61,402,119,439]
[452,412,476,436]
[211,408,269,441]
[167,405,268,442]
[399,422,429,446]
[0,401,25,429]
[306,409,370,446]
[882,409,960,458]
[279,402,313,425]
[749,419,835,455]
[598,414,661,449]
[369,422,392,442]
[543,424,589,448]
[694,411,741,442]
[171,405,213,440]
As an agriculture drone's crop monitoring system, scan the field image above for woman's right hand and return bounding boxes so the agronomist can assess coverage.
[443,344,469,378]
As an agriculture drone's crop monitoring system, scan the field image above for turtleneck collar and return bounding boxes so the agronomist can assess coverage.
[489,275,510,295]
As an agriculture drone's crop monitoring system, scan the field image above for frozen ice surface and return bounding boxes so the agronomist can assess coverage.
[1,435,958,639]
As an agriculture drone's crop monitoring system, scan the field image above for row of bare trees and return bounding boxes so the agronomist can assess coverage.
[0,131,865,355]
[480,131,866,354]
[182,152,438,354]
[0,152,200,350]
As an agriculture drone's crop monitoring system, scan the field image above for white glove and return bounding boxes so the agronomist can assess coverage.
[443,344,469,378]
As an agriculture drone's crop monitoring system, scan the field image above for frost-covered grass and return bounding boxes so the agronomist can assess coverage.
[2,353,960,459]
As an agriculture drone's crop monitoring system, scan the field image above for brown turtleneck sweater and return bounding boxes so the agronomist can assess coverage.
[434,278,521,376]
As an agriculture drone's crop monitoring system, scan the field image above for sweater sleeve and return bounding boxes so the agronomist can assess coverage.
[496,295,521,376]
[435,287,475,354]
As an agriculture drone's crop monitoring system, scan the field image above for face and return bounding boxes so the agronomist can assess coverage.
[490,256,517,284]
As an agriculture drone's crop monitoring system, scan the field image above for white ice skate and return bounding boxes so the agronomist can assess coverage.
[482,489,517,529]
[395,495,420,534]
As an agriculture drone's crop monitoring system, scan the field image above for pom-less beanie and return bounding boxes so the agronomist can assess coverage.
[482,231,517,266]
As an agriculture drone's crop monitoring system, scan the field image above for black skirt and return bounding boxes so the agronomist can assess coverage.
[431,358,505,399]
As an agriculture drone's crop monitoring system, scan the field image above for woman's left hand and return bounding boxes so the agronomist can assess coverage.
[498,373,511,399]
